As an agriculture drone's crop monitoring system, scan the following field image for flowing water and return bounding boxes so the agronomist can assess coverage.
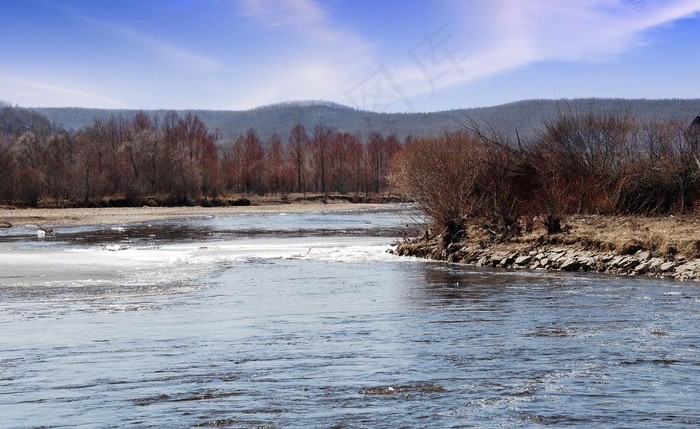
[1,205,700,428]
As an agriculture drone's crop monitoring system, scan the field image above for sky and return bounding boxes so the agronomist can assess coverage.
[1,0,700,113]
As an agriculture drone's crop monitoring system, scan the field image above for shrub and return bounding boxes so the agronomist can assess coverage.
[390,132,485,243]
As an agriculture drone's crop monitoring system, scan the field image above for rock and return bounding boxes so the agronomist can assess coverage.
[659,261,677,272]
[560,258,580,271]
[610,256,626,267]
[578,257,594,271]
[637,251,652,261]
[634,261,651,275]
[501,254,516,266]
[677,262,699,274]
[612,256,639,271]
[515,255,532,266]
[625,259,641,270]
[600,253,615,263]
[550,251,566,262]
[0,221,11,228]
[648,258,664,273]
[674,263,699,280]
[491,252,513,267]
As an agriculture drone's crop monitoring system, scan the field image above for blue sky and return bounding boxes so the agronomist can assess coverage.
[1,0,699,112]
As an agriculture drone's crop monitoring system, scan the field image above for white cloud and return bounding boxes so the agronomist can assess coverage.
[0,75,128,108]
[235,0,700,111]
[233,0,378,109]
[81,16,227,72]
[239,0,325,28]
[391,0,700,101]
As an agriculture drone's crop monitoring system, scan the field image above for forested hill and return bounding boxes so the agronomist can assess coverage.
[34,98,700,142]
[0,101,55,136]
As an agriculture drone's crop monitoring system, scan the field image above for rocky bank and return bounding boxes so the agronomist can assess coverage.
[393,235,700,282]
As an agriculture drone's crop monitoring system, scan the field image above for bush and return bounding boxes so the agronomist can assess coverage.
[391,112,700,243]
[390,132,485,243]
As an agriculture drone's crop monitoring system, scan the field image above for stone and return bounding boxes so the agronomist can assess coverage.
[637,251,652,261]
[515,255,532,266]
[648,258,664,270]
[659,261,676,272]
[634,261,651,275]
[550,251,566,262]
[578,257,594,271]
[674,263,692,274]
[613,256,639,271]
[600,253,615,263]
[610,256,625,267]
[560,258,580,271]
[0,221,11,228]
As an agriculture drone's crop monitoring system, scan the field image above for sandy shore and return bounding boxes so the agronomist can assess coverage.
[0,202,388,227]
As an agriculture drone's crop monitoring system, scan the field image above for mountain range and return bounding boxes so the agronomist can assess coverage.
[26,98,700,143]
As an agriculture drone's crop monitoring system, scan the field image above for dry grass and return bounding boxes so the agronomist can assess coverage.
[398,214,700,264]
[513,215,700,259]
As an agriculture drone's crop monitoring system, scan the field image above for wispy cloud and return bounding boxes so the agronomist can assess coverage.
[239,0,372,52]
[393,0,700,98]
[239,0,325,28]
[234,0,377,108]
[235,0,700,111]
[81,16,227,72]
[0,75,128,108]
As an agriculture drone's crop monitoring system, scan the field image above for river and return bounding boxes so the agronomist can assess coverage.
[1,205,700,428]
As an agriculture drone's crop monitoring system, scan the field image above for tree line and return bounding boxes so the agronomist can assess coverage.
[0,106,402,207]
[390,112,700,244]
[4,99,700,240]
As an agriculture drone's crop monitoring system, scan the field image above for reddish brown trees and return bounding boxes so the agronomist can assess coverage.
[0,110,409,206]
[265,133,290,195]
[288,124,309,194]
[241,128,264,195]
[390,132,485,242]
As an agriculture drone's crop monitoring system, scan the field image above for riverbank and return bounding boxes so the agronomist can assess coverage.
[0,194,389,227]
[392,215,700,281]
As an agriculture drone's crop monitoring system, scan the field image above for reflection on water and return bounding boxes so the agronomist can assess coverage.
[1,206,700,427]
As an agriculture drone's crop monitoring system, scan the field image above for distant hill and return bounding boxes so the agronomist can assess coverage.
[33,98,700,143]
[1,101,54,137]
